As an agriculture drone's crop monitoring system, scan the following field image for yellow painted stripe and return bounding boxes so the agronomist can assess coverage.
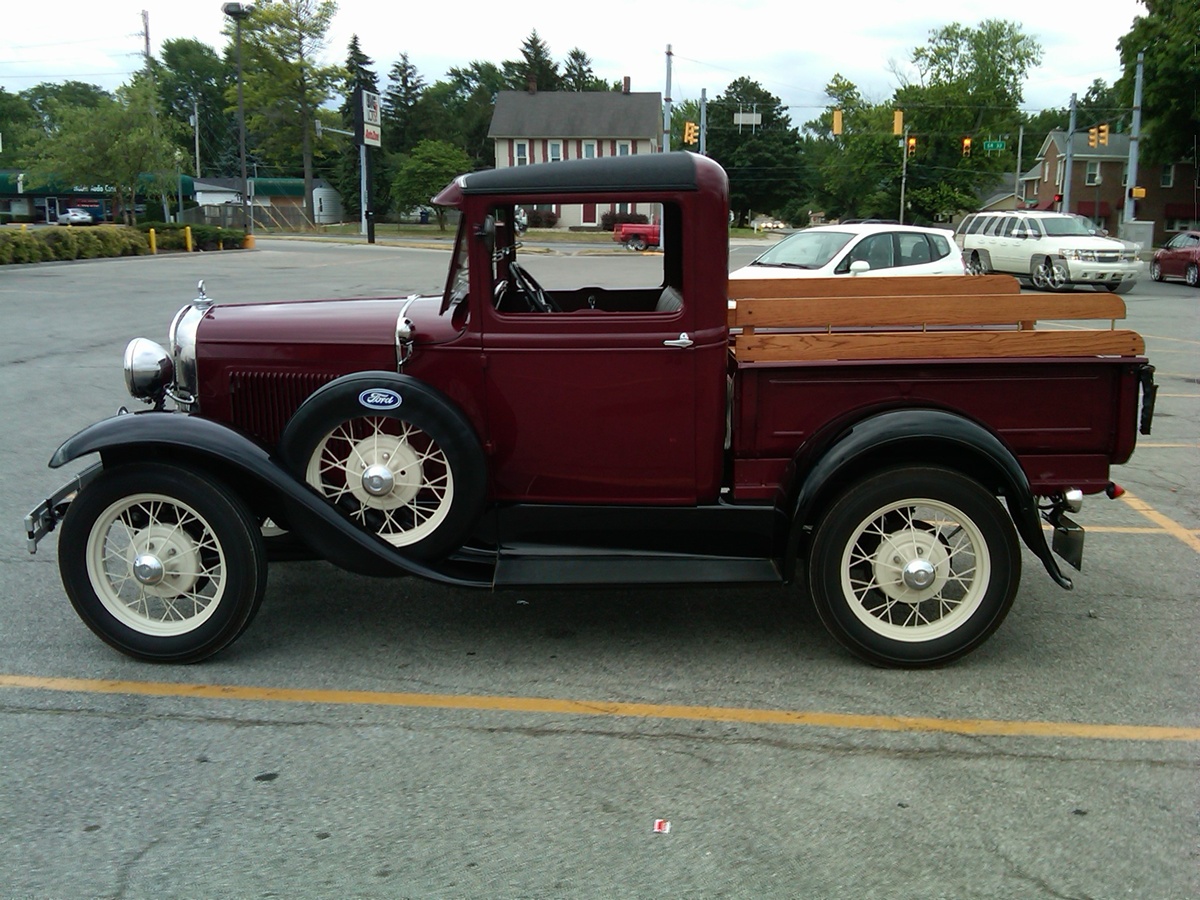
[1,674,1198,743]
[1158,393,1200,398]
[1138,442,1200,448]
[1121,490,1200,553]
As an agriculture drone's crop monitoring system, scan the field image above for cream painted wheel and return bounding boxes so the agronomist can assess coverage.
[808,466,1019,667]
[305,415,455,548]
[59,464,267,662]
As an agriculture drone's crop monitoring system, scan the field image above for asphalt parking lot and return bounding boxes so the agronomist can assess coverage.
[1,240,1197,898]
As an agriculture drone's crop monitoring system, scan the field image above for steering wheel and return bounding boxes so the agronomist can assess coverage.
[510,262,558,312]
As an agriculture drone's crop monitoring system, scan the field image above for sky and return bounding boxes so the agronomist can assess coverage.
[0,0,1148,124]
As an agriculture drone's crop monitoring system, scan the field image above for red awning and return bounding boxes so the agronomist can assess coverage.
[1034,197,1057,210]
[1164,202,1199,218]
[1075,200,1111,217]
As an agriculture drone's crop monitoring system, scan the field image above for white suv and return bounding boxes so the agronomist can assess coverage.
[955,211,1141,293]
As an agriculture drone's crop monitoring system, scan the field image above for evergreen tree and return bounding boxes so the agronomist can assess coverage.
[506,30,561,91]
[383,52,425,155]
[330,34,383,219]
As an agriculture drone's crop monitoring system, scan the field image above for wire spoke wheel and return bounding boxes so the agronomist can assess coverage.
[841,500,988,642]
[86,493,225,635]
[59,463,266,662]
[305,415,455,548]
[808,466,1019,667]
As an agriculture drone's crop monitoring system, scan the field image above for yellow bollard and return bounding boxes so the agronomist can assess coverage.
[184,226,193,252]
[148,228,157,255]
[243,234,255,249]
[20,223,27,232]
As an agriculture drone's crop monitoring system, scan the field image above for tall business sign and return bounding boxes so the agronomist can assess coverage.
[352,87,382,241]
[357,89,382,148]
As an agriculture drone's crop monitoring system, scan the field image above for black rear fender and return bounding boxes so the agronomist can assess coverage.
[781,408,1071,590]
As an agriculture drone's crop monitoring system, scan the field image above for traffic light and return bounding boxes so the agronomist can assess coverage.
[1088,126,1098,148]
[683,121,698,145]
[1053,193,1063,204]
[1098,123,1109,145]
[962,137,972,158]
[906,136,916,157]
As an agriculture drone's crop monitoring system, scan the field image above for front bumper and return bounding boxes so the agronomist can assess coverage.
[25,463,101,553]
[1063,258,1141,284]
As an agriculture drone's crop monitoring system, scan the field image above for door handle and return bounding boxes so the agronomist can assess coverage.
[663,332,693,349]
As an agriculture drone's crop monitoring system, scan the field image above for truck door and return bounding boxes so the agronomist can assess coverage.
[480,255,698,506]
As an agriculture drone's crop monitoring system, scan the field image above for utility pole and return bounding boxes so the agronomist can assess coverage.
[663,44,673,153]
[192,97,201,177]
[141,10,151,65]
[699,88,707,156]
[1013,124,1024,206]
[1124,51,1144,224]
[899,124,910,225]
[1062,93,1077,212]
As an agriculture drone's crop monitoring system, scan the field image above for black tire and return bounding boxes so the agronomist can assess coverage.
[966,252,988,275]
[1186,264,1199,288]
[627,235,647,252]
[1150,261,1163,282]
[807,466,1020,667]
[58,463,267,663]
[280,374,486,560]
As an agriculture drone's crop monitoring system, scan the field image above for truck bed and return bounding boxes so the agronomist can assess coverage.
[725,275,1148,501]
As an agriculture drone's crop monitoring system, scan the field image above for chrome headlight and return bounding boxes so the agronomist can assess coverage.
[124,338,174,404]
[168,303,204,402]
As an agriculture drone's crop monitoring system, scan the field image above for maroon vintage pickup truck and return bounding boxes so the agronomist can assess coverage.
[26,152,1156,667]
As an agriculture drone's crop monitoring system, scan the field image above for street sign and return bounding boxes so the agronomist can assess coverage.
[982,140,1005,151]
[361,89,381,148]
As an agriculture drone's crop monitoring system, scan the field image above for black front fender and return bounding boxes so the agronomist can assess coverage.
[784,408,1072,590]
[49,411,490,585]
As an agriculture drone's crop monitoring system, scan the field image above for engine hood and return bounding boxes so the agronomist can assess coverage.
[197,294,460,348]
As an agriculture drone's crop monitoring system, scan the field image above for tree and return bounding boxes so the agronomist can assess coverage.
[703,78,802,226]
[236,0,343,225]
[382,52,425,156]
[328,34,385,220]
[562,48,609,92]
[1117,0,1200,164]
[415,61,505,170]
[0,87,38,166]
[153,38,234,177]
[391,140,472,230]
[26,75,179,224]
[20,81,112,135]
[505,30,561,91]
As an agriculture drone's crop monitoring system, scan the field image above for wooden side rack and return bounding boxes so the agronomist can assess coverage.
[726,275,1145,362]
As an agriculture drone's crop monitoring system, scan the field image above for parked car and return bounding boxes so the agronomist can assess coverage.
[56,208,95,226]
[729,224,964,280]
[955,210,1141,293]
[1150,230,1200,287]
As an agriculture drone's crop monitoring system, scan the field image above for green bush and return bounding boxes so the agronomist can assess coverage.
[0,225,148,265]
[136,222,246,252]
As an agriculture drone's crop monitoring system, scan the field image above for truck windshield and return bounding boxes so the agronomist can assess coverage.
[1040,217,1095,237]
[440,217,470,314]
[749,231,854,269]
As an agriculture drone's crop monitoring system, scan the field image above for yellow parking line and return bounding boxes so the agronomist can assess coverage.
[1138,442,1200,448]
[1,674,1197,743]
[1120,490,1200,553]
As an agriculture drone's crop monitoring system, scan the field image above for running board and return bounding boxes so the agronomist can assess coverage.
[494,554,781,587]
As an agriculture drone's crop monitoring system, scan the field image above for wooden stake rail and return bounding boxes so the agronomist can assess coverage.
[727,275,1145,362]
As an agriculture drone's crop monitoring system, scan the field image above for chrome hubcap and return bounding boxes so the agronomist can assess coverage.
[361,463,396,497]
[902,558,937,590]
[133,553,165,586]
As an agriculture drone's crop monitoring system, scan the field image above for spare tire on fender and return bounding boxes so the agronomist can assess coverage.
[279,372,487,560]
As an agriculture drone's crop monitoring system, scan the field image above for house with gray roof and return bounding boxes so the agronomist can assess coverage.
[487,86,663,228]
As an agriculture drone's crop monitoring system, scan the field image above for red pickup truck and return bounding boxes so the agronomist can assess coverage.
[612,221,660,250]
[27,152,1156,667]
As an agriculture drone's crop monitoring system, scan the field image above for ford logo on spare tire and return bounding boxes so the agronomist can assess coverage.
[358,388,402,410]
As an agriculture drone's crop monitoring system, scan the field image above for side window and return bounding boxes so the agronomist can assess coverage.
[897,233,931,266]
[1025,220,1043,238]
[489,200,678,315]
[849,234,895,270]
[980,216,1002,236]
[929,233,951,259]
[1000,217,1018,237]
